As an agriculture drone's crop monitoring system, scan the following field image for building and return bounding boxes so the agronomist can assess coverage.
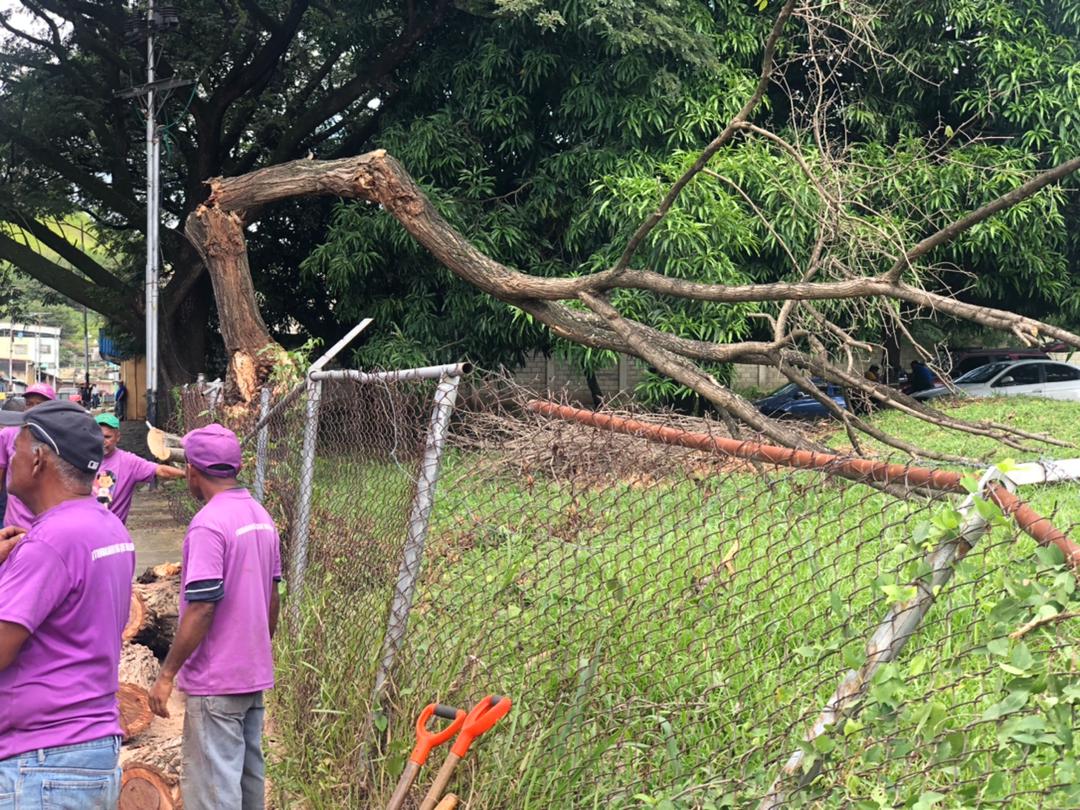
[0,322,62,393]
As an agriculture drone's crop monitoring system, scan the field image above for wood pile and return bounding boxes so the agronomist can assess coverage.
[119,562,184,810]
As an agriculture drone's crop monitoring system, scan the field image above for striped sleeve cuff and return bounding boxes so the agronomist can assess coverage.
[185,578,224,602]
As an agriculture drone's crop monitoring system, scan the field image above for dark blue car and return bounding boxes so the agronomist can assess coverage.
[754,379,847,419]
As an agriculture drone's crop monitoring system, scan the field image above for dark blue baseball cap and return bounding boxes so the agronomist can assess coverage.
[0,400,104,473]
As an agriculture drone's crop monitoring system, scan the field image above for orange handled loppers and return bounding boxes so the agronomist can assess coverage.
[418,696,512,810]
[386,703,465,810]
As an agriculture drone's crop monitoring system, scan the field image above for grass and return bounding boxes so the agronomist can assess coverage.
[832,396,1080,462]
[266,397,1080,809]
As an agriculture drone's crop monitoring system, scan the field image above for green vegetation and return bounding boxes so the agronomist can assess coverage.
[267,398,1080,808]
[842,397,1080,464]
[4,2,1078,394]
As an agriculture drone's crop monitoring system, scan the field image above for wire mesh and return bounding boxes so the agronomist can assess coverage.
[173,372,1080,809]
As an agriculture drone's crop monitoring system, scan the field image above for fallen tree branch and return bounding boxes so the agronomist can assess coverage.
[1010,610,1079,639]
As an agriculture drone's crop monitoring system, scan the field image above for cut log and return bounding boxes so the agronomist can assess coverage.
[132,577,181,657]
[120,745,183,810]
[124,591,147,642]
[119,683,153,741]
[137,562,182,584]
[120,644,160,692]
[121,738,183,810]
[147,427,186,464]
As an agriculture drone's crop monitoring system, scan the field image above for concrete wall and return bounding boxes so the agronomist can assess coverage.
[513,353,646,402]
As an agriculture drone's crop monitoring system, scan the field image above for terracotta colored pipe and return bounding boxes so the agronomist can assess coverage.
[990,485,1080,568]
[526,400,1080,567]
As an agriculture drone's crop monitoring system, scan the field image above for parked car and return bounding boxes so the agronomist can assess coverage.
[940,347,1050,377]
[913,360,1080,402]
[755,379,847,419]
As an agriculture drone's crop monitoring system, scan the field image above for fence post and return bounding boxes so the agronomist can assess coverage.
[253,386,270,503]
[758,472,998,809]
[288,375,322,618]
[370,371,464,709]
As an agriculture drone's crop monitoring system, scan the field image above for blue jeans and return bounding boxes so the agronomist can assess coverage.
[182,692,265,810]
[0,736,120,809]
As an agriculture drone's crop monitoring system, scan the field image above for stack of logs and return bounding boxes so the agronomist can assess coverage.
[118,563,183,809]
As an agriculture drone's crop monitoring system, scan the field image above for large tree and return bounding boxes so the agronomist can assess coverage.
[2,0,1079,446]
[0,0,464,390]
[303,0,1080,383]
[183,0,1080,462]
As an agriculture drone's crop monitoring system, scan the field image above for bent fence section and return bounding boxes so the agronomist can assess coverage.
[172,368,1080,809]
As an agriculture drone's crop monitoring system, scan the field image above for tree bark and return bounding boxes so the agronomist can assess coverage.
[120,644,160,693]
[183,207,289,405]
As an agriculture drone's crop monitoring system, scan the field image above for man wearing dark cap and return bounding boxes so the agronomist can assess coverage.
[94,413,185,524]
[149,423,281,810]
[0,383,57,531]
[0,400,134,807]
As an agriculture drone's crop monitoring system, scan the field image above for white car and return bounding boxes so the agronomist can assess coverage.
[914,360,1080,401]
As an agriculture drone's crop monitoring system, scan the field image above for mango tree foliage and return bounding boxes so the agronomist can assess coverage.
[306,0,1079,398]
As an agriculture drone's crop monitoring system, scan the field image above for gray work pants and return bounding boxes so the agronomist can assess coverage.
[181,692,265,810]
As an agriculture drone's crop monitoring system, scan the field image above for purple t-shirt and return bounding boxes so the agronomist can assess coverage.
[92,448,158,524]
[0,426,35,530]
[0,497,135,758]
[178,488,281,696]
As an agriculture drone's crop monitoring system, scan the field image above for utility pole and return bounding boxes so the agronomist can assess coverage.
[117,2,186,426]
[83,305,90,390]
[145,0,159,425]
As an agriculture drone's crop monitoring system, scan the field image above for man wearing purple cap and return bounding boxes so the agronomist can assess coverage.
[0,400,134,806]
[0,383,56,531]
[149,424,281,810]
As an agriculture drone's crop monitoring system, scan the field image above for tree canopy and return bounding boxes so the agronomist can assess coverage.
[1,0,1078,416]
[303,0,1079,387]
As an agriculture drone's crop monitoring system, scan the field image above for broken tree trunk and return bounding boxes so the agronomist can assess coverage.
[119,683,153,741]
[120,738,183,810]
[184,206,290,406]
[120,643,159,693]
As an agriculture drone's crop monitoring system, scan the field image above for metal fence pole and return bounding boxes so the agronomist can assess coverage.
[288,375,322,617]
[241,317,372,445]
[758,471,999,809]
[370,371,464,707]
[253,386,270,503]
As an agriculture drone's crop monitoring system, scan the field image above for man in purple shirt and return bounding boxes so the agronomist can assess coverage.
[149,424,281,810]
[0,400,134,808]
[93,413,185,523]
[0,383,56,531]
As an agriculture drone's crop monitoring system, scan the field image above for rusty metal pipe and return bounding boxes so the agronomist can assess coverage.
[526,400,1080,565]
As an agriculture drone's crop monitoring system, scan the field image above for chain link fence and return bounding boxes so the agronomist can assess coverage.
[168,367,1080,809]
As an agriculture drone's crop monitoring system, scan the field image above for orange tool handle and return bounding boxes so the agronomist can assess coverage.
[410,703,466,765]
[449,695,512,758]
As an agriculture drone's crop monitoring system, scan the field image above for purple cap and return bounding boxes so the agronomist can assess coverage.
[25,383,56,401]
[182,423,242,477]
